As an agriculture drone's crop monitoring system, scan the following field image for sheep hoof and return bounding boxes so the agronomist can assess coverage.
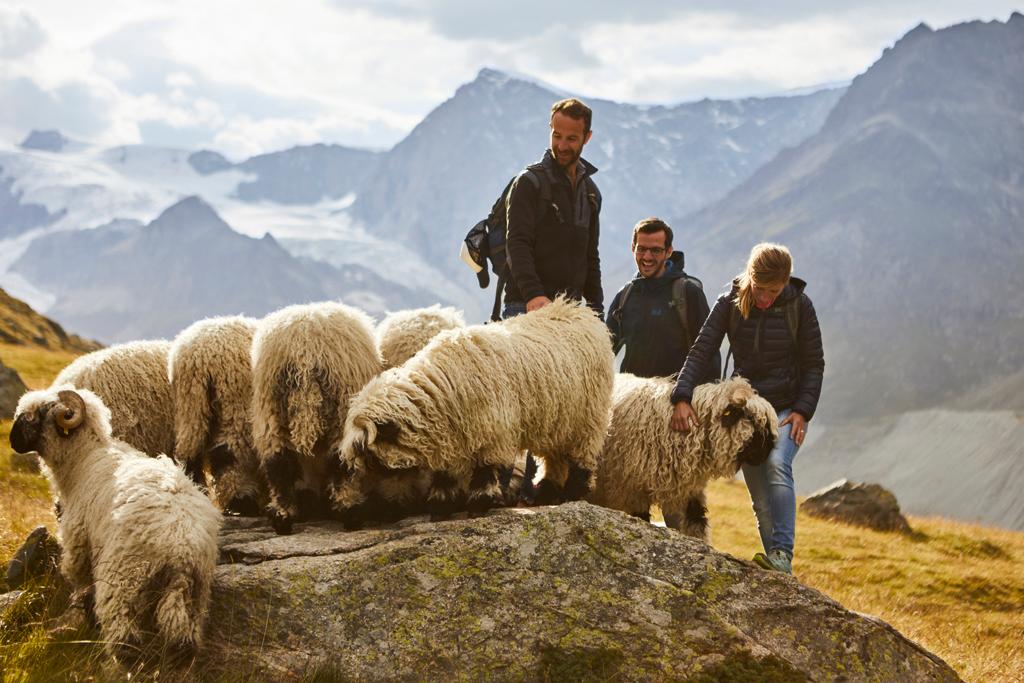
[562,466,592,501]
[268,509,294,535]
[340,508,366,531]
[533,479,562,506]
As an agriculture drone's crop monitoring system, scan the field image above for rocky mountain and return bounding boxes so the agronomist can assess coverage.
[0,287,99,353]
[9,197,436,343]
[348,69,845,302]
[678,14,1024,422]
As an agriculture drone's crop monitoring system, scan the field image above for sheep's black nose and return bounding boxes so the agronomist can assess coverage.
[10,414,40,454]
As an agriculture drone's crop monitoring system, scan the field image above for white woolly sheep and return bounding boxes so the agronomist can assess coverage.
[251,301,382,534]
[335,297,615,523]
[9,386,220,662]
[168,315,266,516]
[589,375,778,541]
[53,340,175,458]
[376,305,466,369]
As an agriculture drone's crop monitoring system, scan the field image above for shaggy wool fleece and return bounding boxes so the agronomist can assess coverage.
[168,315,265,511]
[590,375,778,537]
[251,302,381,460]
[11,387,220,659]
[53,340,175,458]
[336,297,614,507]
[376,305,466,369]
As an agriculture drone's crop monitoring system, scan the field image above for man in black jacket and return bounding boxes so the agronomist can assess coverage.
[607,218,720,382]
[503,98,603,318]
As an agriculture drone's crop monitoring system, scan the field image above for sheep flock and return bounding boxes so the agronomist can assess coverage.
[9,297,779,668]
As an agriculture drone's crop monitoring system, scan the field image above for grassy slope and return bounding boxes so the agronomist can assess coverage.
[1,345,1022,681]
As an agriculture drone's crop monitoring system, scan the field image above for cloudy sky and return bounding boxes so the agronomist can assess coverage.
[1,1,1019,158]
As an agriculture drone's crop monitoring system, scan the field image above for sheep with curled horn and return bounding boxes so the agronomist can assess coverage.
[251,301,382,534]
[168,315,267,515]
[376,305,466,369]
[589,375,778,542]
[53,340,175,459]
[9,386,220,665]
[334,297,615,525]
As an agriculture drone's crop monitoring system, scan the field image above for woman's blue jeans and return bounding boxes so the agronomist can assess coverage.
[740,408,800,558]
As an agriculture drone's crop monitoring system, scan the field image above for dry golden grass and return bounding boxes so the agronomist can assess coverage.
[0,342,80,390]
[699,478,1024,683]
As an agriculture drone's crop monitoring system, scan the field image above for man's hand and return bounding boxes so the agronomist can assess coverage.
[780,412,808,446]
[526,295,552,312]
[670,401,700,432]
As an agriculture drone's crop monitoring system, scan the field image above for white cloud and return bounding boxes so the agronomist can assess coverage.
[0,9,46,58]
[0,1,1020,153]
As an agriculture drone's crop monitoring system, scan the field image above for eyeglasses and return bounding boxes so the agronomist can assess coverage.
[634,246,666,256]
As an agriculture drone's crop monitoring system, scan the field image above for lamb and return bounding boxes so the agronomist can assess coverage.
[376,305,466,369]
[52,340,176,459]
[250,301,382,534]
[336,297,615,522]
[589,375,778,541]
[9,387,220,662]
[168,316,266,515]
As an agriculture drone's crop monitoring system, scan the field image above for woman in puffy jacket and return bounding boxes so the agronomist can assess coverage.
[670,242,824,575]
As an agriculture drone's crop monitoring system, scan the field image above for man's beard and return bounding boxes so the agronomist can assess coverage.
[551,146,581,168]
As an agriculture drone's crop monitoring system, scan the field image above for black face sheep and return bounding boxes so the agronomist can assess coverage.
[168,315,266,516]
[589,375,778,541]
[251,302,382,534]
[9,387,220,663]
[335,297,615,521]
[376,305,466,369]
[53,340,175,458]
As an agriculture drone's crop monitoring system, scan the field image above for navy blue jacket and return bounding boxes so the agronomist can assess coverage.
[671,277,825,420]
[607,253,720,381]
[504,150,603,315]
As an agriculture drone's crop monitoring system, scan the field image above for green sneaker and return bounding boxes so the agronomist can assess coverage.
[753,549,792,575]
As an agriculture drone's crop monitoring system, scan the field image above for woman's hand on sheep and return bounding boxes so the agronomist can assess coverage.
[780,412,808,446]
[670,401,699,432]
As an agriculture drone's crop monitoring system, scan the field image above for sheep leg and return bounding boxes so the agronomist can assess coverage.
[328,457,372,530]
[534,455,567,505]
[515,453,539,505]
[466,465,503,517]
[630,510,652,523]
[427,471,465,521]
[263,448,300,535]
[680,491,710,542]
[562,463,593,502]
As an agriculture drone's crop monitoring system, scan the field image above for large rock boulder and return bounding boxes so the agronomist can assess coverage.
[202,502,958,681]
[801,479,913,534]
[0,358,28,419]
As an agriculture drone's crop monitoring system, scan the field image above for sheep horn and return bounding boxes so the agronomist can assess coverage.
[53,390,86,435]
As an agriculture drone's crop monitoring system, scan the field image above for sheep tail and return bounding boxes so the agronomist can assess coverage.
[154,571,199,651]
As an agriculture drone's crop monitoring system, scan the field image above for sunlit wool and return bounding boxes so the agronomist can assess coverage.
[337,297,615,512]
[11,387,220,660]
[376,304,466,369]
[168,315,266,514]
[250,302,381,532]
[590,375,778,541]
[53,340,176,458]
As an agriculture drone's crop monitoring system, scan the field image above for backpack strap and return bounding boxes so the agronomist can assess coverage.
[669,278,691,352]
[609,282,633,327]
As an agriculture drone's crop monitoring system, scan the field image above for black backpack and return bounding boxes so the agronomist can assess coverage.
[462,163,553,321]
[609,274,705,354]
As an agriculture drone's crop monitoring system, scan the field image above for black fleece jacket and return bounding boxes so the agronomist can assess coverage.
[671,277,825,420]
[504,150,603,315]
[607,252,720,381]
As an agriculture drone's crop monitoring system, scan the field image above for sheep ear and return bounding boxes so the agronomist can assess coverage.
[375,420,401,444]
[720,405,745,428]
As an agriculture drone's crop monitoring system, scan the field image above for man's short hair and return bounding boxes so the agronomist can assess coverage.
[551,98,592,134]
[632,217,673,249]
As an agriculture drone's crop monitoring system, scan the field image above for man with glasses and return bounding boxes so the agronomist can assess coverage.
[607,218,720,382]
